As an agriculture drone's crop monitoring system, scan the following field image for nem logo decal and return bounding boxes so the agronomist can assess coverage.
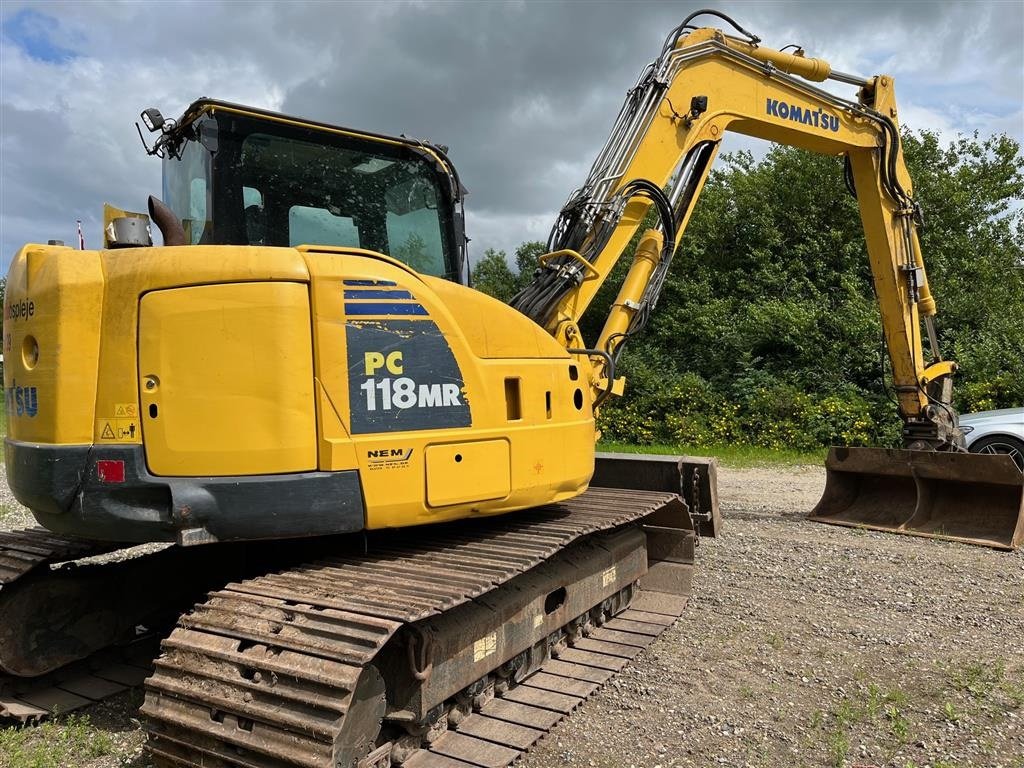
[366,447,414,470]
[766,99,840,133]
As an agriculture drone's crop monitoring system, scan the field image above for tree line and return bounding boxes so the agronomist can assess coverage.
[472,130,1024,449]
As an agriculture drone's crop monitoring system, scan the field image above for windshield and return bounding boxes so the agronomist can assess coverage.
[162,109,459,280]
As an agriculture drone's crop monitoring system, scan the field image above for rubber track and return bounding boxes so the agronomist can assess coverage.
[141,487,683,768]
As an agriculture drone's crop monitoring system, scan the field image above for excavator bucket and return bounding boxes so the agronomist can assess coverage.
[809,447,1024,550]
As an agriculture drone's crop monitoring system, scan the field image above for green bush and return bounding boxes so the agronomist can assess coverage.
[484,131,1024,450]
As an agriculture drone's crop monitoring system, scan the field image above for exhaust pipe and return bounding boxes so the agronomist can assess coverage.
[147,195,186,246]
[809,447,1024,550]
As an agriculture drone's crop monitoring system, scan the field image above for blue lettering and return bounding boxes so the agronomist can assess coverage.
[24,388,37,418]
[790,106,804,123]
[766,98,780,117]
[4,380,38,418]
[828,115,840,132]
[778,102,789,119]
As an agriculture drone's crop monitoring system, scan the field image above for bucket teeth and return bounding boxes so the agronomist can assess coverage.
[809,447,1024,550]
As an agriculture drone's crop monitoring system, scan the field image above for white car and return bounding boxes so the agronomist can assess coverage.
[960,407,1024,471]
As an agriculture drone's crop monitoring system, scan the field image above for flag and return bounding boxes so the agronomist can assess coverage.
[77,220,85,250]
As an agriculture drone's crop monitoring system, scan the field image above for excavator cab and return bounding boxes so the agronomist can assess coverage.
[139,99,468,283]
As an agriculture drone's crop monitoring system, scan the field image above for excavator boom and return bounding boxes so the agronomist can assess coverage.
[511,11,1023,549]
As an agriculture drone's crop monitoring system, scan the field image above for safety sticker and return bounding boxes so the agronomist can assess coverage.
[114,403,138,418]
[602,566,617,587]
[473,632,497,662]
[96,418,140,442]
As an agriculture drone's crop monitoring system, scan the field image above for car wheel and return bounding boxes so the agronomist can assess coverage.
[969,435,1024,472]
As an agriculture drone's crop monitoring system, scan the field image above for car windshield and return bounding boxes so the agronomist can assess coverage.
[162,109,458,279]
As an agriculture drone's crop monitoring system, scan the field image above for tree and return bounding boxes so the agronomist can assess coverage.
[468,131,1023,448]
[596,130,1024,447]
[513,241,547,292]
[471,248,518,302]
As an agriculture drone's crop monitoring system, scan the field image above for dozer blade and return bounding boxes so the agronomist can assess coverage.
[809,447,1024,550]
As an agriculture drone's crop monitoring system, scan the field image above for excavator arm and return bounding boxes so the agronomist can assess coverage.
[512,12,958,449]
[512,10,1023,549]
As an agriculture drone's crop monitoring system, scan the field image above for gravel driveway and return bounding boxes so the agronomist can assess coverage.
[2,463,1021,768]
[522,465,1024,768]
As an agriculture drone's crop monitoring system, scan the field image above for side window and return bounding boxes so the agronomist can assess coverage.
[243,187,265,245]
[188,178,208,245]
[289,206,360,248]
[385,177,445,275]
[243,187,263,208]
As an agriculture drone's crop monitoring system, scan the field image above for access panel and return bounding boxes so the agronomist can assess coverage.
[138,281,317,476]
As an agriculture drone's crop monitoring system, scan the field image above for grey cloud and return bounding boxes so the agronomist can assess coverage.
[1,1,1020,267]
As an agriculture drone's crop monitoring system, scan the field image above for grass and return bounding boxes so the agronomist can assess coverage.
[810,682,916,767]
[948,660,1005,699]
[597,440,827,468]
[0,714,112,768]
[826,728,849,767]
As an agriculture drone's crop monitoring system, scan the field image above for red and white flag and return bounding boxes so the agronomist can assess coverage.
[77,219,85,250]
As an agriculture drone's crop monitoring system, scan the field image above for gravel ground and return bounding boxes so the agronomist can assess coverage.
[2,462,1022,768]
[522,465,1024,768]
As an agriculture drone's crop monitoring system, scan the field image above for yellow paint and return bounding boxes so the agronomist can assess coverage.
[921,360,957,387]
[6,20,961,540]
[542,25,949,424]
[137,281,317,476]
[3,245,104,444]
[602,566,617,588]
[425,439,511,507]
[473,633,497,662]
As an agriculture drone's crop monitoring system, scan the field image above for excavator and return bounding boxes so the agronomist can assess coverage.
[2,9,1022,767]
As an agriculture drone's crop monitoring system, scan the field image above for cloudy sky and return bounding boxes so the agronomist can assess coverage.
[1,0,1021,273]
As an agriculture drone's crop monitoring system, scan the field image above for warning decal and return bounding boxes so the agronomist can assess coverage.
[96,417,140,443]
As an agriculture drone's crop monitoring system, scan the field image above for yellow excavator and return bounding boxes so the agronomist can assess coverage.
[2,9,1021,767]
